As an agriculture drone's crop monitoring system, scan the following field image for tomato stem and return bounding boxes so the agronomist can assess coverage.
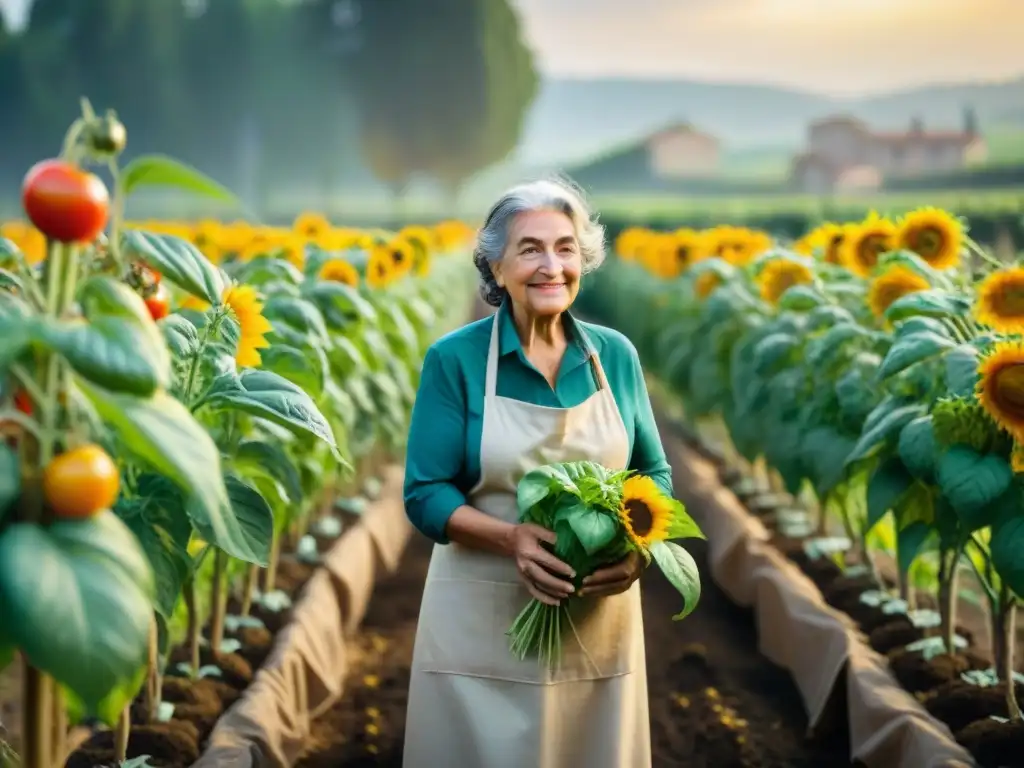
[208,549,228,654]
[108,158,126,271]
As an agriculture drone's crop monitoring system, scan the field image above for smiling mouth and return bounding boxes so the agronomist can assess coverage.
[529,283,565,290]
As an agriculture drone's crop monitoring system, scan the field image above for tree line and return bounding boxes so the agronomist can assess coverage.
[0,0,538,204]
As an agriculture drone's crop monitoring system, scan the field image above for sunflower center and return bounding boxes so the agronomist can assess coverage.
[676,246,691,265]
[911,227,944,258]
[990,283,1024,318]
[993,365,1024,415]
[857,233,889,267]
[625,499,654,536]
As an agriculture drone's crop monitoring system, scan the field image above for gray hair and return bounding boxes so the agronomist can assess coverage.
[473,177,606,307]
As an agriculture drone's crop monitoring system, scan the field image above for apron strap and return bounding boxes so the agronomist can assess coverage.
[484,310,610,397]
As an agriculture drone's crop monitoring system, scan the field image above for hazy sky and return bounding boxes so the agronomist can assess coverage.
[2,0,1022,96]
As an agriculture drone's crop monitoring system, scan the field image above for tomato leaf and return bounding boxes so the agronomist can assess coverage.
[937,447,1013,529]
[74,381,268,564]
[899,416,938,482]
[260,343,328,400]
[117,476,193,619]
[160,314,201,360]
[121,154,238,204]
[565,505,619,555]
[0,513,154,714]
[232,439,304,504]
[192,474,273,566]
[990,515,1024,598]
[650,540,702,620]
[199,369,336,450]
[866,457,914,531]
[121,230,226,305]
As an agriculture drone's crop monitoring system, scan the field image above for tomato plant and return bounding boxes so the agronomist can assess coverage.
[21,159,109,244]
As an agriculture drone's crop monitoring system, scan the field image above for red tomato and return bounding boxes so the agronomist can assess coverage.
[145,283,170,321]
[13,389,32,416]
[22,159,110,244]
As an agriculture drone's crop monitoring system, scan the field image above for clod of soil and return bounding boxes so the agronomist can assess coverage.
[955,717,1024,768]
[887,650,987,694]
[64,719,200,768]
[924,680,1024,734]
[229,625,275,670]
[166,646,253,691]
[868,617,924,654]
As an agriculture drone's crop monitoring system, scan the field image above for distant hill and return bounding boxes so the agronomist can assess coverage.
[513,76,1024,166]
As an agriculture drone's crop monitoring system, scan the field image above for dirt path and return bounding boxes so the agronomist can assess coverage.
[294,484,852,767]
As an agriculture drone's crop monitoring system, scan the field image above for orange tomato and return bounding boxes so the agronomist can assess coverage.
[42,444,120,519]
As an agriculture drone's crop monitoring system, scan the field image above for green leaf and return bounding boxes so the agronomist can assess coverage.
[846,401,927,465]
[200,369,336,449]
[877,331,956,380]
[160,314,200,360]
[650,540,701,620]
[0,513,154,712]
[802,426,857,495]
[74,381,258,562]
[232,440,303,504]
[884,289,972,323]
[778,285,823,311]
[0,267,24,293]
[234,256,305,288]
[899,416,938,482]
[752,333,798,376]
[866,458,914,530]
[41,277,171,396]
[304,282,377,328]
[990,515,1024,597]
[122,230,226,304]
[117,476,192,619]
[190,474,273,566]
[0,444,18,524]
[664,499,705,540]
[896,521,935,576]
[262,295,331,346]
[121,154,238,204]
[943,345,981,397]
[565,505,618,555]
[260,344,328,400]
[936,446,1013,523]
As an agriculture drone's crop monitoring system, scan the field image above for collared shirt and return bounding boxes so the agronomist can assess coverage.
[403,300,673,543]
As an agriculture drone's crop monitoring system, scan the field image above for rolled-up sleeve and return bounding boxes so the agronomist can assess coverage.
[625,343,674,496]
[403,343,467,543]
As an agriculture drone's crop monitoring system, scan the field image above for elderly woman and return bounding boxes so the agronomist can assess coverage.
[401,178,671,768]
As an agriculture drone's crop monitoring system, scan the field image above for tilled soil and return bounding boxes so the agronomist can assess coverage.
[295,529,851,767]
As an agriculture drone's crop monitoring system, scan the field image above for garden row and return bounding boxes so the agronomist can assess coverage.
[575,209,1024,767]
[0,103,475,768]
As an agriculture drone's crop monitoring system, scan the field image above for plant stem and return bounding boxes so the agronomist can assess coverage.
[51,686,66,767]
[240,564,259,617]
[939,548,961,655]
[145,614,160,722]
[997,593,1022,721]
[184,576,201,680]
[209,549,228,654]
[21,661,51,768]
[263,531,281,595]
[114,705,130,762]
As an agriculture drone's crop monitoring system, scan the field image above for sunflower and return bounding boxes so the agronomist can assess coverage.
[293,212,331,242]
[0,221,45,265]
[318,258,360,288]
[803,222,848,265]
[758,258,814,305]
[222,284,273,367]
[366,246,394,288]
[976,341,1024,439]
[1013,442,1024,474]
[897,207,962,270]
[694,271,721,300]
[867,266,930,319]
[617,475,673,549]
[975,267,1024,333]
[615,227,649,261]
[278,237,306,269]
[842,213,896,277]
[387,237,416,277]
[673,229,706,273]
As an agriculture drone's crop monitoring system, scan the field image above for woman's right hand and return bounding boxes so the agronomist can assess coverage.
[509,523,576,606]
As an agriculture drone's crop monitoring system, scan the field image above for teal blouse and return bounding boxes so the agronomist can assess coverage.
[403,302,673,543]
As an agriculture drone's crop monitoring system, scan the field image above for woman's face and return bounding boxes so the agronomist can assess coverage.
[494,208,582,317]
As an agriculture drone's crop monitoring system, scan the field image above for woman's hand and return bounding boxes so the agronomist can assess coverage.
[510,523,576,606]
[578,551,643,597]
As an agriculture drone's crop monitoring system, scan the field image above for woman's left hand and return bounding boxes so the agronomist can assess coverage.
[578,551,643,597]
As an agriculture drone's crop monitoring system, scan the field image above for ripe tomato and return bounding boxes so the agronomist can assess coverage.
[145,283,170,321]
[13,389,32,416]
[42,444,120,520]
[22,160,110,244]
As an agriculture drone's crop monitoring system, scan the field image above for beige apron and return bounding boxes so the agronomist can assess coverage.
[403,314,651,768]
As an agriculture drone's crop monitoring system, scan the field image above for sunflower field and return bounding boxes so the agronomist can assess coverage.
[0,104,476,768]
[575,209,1024,764]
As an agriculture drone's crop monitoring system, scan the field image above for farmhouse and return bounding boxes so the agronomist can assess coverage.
[568,122,722,194]
[790,110,987,194]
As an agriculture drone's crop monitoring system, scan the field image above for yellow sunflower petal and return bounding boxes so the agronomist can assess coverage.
[618,475,674,548]
[758,258,814,305]
[867,266,930,319]
[976,341,1024,439]
[975,267,1024,333]
[897,207,962,270]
